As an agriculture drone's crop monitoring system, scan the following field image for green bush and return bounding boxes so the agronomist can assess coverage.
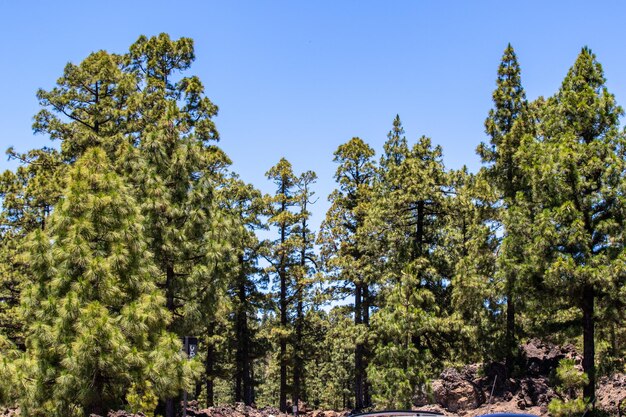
[548,359,590,417]
[126,381,159,417]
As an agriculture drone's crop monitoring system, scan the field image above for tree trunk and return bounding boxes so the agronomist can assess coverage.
[354,283,364,410]
[195,382,202,402]
[249,359,256,405]
[279,263,288,411]
[243,325,253,404]
[293,214,309,414]
[165,265,176,417]
[505,273,516,375]
[206,342,215,407]
[362,285,371,408]
[415,200,424,258]
[293,293,303,413]
[86,371,105,417]
[582,284,595,403]
[165,399,175,417]
[279,183,289,413]
[235,253,254,405]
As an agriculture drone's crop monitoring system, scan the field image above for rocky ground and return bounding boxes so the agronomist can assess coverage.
[415,338,625,416]
[2,339,624,417]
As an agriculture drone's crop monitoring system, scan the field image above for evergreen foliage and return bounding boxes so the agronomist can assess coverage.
[319,137,377,410]
[448,168,500,362]
[221,176,266,406]
[478,44,531,370]
[0,148,65,348]
[517,47,626,402]
[263,158,300,412]
[19,148,195,417]
[548,359,590,417]
[368,118,469,407]
[1,36,625,415]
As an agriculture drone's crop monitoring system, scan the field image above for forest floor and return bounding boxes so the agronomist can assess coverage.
[1,339,624,417]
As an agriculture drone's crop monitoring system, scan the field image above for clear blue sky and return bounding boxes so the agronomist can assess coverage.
[2,1,626,229]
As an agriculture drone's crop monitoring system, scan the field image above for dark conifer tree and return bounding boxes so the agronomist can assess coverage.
[319,138,377,410]
[264,158,299,412]
[519,47,626,404]
[220,177,266,405]
[291,170,317,411]
[477,44,530,371]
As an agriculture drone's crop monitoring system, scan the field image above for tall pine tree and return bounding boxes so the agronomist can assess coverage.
[319,137,377,410]
[519,47,626,403]
[31,35,229,417]
[220,176,266,405]
[264,158,299,412]
[368,119,466,406]
[477,44,530,371]
[291,170,318,411]
[20,148,194,417]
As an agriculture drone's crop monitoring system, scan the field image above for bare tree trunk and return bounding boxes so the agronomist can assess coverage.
[292,294,303,412]
[362,285,371,408]
[165,399,175,417]
[582,284,595,403]
[279,268,288,412]
[505,273,516,375]
[206,342,215,407]
[354,283,364,410]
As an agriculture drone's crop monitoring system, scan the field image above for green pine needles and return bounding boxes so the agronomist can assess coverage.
[20,148,193,417]
[1,36,625,416]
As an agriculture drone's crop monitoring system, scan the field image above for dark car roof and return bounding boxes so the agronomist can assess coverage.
[476,414,539,417]
[350,411,444,417]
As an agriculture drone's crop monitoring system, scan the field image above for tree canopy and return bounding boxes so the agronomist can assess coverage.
[1,37,624,417]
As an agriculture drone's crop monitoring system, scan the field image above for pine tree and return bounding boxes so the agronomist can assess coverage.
[519,47,626,403]
[368,119,467,406]
[264,158,299,412]
[477,44,530,371]
[220,176,266,405]
[291,170,318,411]
[31,34,230,416]
[12,35,245,417]
[319,137,377,410]
[305,307,355,410]
[447,168,500,362]
[0,148,65,349]
[125,34,228,416]
[20,148,194,417]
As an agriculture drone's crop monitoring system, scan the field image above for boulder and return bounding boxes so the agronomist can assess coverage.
[515,377,556,409]
[520,338,579,377]
[432,368,485,412]
[596,373,626,417]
